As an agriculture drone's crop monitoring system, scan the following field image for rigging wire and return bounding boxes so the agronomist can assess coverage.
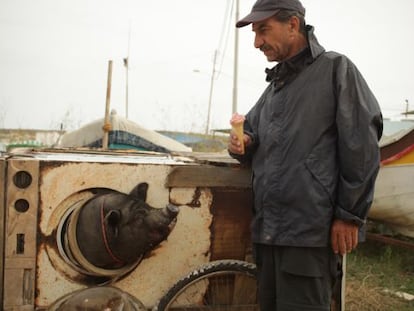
[215,0,234,80]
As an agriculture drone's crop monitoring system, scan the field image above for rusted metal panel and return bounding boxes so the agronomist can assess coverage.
[3,158,39,310]
[209,189,253,262]
[166,165,251,188]
[1,151,257,310]
[35,159,213,309]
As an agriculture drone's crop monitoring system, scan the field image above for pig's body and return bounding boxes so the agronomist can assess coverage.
[74,183,178,269]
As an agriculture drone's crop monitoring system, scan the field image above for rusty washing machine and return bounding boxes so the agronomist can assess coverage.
[0,149,253,310]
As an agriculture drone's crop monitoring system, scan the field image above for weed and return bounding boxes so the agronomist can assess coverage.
[346,240,414,310]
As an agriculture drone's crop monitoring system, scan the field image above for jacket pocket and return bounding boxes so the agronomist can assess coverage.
[305,152,337,208]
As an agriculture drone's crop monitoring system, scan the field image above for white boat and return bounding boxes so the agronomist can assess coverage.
[57,110,192,153]
[370,164,414,238]
[369,121,414,238]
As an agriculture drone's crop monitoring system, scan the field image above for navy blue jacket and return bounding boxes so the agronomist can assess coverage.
[230,26,383,247]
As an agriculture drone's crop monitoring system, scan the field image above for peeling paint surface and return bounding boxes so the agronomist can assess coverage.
[37,159,212,308]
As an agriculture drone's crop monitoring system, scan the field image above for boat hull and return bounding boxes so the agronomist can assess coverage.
[370,164,414,238]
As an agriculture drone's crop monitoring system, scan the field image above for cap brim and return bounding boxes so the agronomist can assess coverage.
[236,10,279,28]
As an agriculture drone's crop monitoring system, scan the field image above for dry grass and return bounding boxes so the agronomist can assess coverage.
[346,277,409,310]
[345,239,414,311]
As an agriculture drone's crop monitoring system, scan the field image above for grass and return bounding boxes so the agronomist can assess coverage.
[346,239,414,311]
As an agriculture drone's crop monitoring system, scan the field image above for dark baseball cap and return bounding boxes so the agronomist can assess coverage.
[236,0,306,28]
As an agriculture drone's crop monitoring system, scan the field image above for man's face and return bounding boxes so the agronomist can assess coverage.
[252,17,295,62]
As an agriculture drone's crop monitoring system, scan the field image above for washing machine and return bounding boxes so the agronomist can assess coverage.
[0,149,253,310]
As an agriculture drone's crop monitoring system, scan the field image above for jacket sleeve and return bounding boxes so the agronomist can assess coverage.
[228,86,270,164]
[334,56,383,226]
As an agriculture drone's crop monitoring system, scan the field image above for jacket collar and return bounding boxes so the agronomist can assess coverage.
[306,25,325,59]
[265,25,325,82]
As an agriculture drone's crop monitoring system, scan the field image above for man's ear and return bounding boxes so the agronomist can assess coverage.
[289,15,300,33]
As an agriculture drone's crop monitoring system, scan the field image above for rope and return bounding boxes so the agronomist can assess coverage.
[102,122,112,132]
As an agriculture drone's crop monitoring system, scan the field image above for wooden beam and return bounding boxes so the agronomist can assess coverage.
[166,165,251,188]
[366,233,414,251]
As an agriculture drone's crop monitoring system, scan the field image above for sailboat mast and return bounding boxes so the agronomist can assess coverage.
[103,60,113,149]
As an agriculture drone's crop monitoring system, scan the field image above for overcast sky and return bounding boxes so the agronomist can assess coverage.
[1,0,413,133]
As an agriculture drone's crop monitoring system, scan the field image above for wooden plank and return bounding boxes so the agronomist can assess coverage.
[166,166,251,188]
[182,152,242,166]
[366,232,414,251]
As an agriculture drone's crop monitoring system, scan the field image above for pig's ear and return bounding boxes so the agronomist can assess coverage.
[105,210,121,237]
[130,182,149,201]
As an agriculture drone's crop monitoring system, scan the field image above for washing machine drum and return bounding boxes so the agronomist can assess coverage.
[47,286,146,311]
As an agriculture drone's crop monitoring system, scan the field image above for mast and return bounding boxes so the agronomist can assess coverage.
[103,60,113,149]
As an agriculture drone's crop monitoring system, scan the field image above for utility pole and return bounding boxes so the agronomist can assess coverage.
[124,57,129,119]
[124,23,131,119]
[232,0,239,114]
[205,50,218,135]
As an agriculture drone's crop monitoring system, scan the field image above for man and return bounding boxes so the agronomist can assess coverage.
[228,0,383,310]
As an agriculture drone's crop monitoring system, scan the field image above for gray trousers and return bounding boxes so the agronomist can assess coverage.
[254,244,342,311]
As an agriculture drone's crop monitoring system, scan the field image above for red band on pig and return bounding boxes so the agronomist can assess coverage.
[100,199,125,265]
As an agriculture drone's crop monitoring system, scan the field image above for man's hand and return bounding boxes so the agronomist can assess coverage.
[331,219,359,255]
[228,131,251,154]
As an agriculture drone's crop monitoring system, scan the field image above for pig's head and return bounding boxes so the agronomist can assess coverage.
[74,182,179,270]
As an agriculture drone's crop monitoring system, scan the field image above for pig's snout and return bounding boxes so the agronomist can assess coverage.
[163,204,179,231]
[166,203,179,216]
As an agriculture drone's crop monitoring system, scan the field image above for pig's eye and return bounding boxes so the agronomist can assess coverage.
[128,209,147,225]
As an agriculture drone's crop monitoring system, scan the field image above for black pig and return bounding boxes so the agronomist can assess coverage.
[72,182,179,270]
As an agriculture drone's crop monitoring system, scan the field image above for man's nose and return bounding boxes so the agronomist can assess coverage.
[254,35,264,49]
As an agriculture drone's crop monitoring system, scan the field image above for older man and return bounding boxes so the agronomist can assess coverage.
[228,0,383,310]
